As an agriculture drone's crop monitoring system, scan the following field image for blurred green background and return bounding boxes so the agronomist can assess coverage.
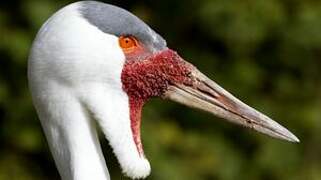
[1,0,321,179]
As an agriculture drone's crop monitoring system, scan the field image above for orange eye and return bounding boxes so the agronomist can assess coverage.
[119,36,138,52]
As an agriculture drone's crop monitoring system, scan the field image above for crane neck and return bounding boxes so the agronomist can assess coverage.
[32,86,110,180]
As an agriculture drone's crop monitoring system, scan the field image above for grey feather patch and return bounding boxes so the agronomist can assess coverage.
[79,1,167,52]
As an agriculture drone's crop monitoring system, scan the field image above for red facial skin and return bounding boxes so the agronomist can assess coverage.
[121,49,194,156]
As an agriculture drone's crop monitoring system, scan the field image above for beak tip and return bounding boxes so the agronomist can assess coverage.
[281,130,301,144]
[288,134,300,143]
[278,127,300,143]
[254,118,300,143]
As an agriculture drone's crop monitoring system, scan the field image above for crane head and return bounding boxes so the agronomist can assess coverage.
[29,1,299,179]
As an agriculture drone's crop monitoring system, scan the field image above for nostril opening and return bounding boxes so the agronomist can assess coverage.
[196,82,220,99]
[196,87,219,99]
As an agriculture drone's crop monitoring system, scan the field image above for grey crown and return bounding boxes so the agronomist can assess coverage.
[80,1,167,52]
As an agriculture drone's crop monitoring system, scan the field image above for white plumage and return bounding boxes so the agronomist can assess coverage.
[29,2,150,179]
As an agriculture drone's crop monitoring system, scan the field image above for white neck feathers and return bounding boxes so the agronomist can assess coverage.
[28,2,150,180]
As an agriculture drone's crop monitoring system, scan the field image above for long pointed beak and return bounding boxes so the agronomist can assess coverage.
[163,67,299,142]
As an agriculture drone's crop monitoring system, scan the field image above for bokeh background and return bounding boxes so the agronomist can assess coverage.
[1,0,321,179]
